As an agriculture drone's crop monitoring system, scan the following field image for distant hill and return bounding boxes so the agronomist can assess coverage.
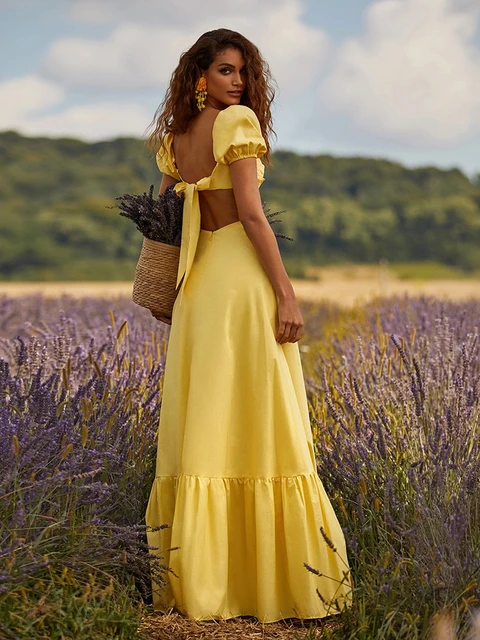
[1,130,479,281]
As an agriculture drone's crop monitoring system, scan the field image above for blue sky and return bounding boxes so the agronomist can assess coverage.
[1,0,480,178]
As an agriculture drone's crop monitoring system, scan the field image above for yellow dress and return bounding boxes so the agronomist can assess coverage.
[145,105,353,622]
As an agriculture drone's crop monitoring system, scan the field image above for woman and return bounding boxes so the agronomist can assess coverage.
[144,28,352,623]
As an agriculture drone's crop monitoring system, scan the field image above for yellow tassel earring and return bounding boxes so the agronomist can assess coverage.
[195,76,207,111]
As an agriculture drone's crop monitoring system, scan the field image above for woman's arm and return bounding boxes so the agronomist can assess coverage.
[159,173,178,195]
[229,157,304,344]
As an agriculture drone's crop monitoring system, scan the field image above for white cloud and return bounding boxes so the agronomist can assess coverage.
[41,24,192,91]
[0,75,65,129]
[0,74,150,141]
[320,0,480,146]
[19,102,153,141]
[43,0,328,98]
[68,0,282,27]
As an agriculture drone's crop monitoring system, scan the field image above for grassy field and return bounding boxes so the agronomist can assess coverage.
[1,264,479,305]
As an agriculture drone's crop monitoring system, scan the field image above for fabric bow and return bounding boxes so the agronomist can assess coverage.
[173,176,210,302]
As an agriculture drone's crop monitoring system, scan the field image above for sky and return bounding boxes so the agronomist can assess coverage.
[1,0,480,178]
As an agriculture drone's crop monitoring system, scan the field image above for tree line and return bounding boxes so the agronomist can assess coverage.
[1,130,479,281]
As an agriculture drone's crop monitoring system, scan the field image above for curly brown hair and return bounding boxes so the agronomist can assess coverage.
[144,28,277,166]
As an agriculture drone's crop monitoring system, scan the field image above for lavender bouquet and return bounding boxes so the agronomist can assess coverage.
[111,184,183,246]
[109,184,293,243]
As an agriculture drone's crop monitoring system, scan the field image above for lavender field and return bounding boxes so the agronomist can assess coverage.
[0,293,479,639]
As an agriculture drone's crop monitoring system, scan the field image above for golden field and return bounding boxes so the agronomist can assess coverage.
[1,264,479,306]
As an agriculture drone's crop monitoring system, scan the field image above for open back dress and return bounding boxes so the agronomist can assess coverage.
[145,104,353,622]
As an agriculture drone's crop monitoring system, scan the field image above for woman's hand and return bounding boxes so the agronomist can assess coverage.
[276,295,304,344]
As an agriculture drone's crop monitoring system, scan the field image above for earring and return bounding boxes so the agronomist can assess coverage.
[195,76,207,111]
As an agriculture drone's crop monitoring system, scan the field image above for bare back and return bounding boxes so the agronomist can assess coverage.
[172,109,240,232]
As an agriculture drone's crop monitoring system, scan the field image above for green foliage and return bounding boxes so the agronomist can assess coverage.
[0,569,142,639]
[1,130,480,280]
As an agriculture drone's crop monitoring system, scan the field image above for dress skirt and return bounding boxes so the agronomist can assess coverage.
[145,219,353,622]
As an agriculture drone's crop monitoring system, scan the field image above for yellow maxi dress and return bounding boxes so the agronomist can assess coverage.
[145,105,353,622]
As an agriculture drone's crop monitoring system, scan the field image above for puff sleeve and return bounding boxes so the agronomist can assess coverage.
[155,133,180,179]
[213,105,267,165]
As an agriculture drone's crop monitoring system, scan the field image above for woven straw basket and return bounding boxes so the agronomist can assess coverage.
[132,237,180,324]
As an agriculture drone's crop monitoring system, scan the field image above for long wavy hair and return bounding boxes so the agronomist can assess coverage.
[144,28,277,166]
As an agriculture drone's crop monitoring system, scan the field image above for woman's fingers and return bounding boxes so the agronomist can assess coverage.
[288,323,303,343]
[276,319,304,343]
[276,320,291,343]
[290,325,303,343]
[288,324,300,342]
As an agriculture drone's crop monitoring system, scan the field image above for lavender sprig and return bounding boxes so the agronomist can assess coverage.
[262,202,294,241]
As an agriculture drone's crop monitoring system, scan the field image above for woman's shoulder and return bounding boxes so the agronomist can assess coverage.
[214,104,261,130]
[213,105,266,165]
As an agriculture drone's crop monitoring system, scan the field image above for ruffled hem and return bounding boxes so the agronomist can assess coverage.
[224,148,266,165]
[153,603,344,624]
[145,472,353,622]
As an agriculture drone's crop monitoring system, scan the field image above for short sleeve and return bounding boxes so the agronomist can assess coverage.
[213,105,267,165]
[155,133,179,179]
